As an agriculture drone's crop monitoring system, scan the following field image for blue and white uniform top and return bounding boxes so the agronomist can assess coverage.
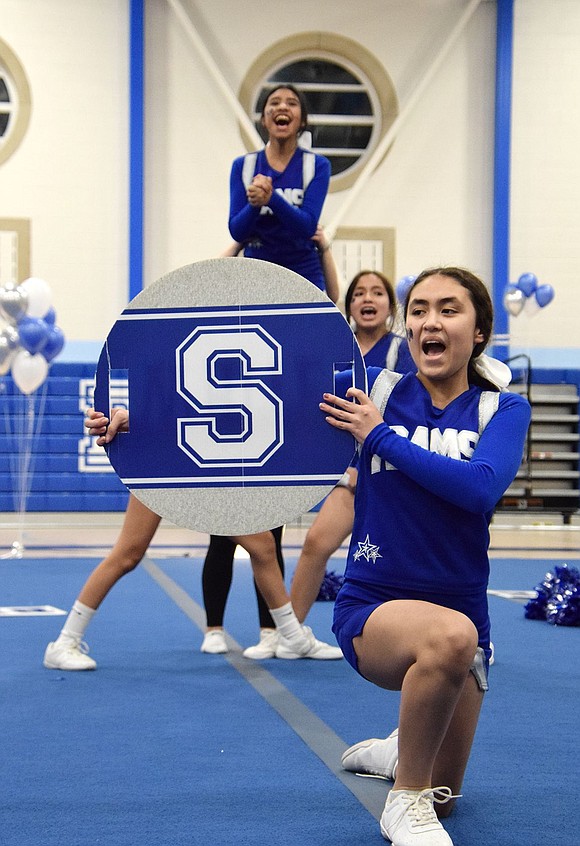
[337,335,414,479]
[333,367,531,653]
[362,332,415,374]
[229,147,331,290]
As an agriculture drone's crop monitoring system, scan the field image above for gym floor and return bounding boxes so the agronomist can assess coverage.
[2,509,580,561]
[1,510,578,846]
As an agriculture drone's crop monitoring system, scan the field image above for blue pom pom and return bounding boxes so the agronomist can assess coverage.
[524,596,548,620]
[316,570,344,601]
[525,564,580,627]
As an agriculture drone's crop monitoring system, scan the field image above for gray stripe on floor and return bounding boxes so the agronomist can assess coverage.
[142,556,388,821]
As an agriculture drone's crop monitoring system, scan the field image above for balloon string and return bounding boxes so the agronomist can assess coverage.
[16,386,48,513]
[2,380,49,553]
[1,383,24,553]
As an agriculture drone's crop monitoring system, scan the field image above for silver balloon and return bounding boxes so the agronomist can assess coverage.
[0,282,28,323]
[4,324,20,349]
[503,285,525,317]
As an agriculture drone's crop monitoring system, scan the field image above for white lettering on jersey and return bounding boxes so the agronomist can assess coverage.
[276,187,304,206]
[259,187,304,216]
[370,426,480,474]
[410,425,428,449]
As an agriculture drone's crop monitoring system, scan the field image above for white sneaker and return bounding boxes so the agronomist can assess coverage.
[341,728,399,780]
[380,787,456,845]
[43,637,97,671]
[200,630,228,654]
[275,625,343,660]
[243,629,278,659]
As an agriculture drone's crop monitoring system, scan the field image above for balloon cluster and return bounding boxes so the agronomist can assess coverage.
[524,563,580,627]
[0,278,65,394]
[503,273,555,318]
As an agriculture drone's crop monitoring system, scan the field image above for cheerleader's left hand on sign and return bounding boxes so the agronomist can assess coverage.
[95,258,365,535]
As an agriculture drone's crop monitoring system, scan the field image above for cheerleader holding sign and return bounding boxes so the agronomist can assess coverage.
[321,267,530,846]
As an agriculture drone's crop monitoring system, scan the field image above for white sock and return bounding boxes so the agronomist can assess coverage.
[60,601,96,642]
[269,602,304,643]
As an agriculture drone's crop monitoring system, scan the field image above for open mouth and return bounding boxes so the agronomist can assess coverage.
[274,115,291,126]
[360,306,377,317]
[422,339,446,356]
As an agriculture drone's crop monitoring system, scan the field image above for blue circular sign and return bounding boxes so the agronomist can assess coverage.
[95,258,366,534]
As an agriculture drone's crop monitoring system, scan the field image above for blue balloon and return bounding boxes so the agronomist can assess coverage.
[396,274,416,304]
[17,316,49,354]
[44,306,57,326]
[42,325,65,362]
[535,284,555,309]
[516,272,538,298]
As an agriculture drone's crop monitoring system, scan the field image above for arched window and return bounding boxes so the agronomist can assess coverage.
[0,37,32,167]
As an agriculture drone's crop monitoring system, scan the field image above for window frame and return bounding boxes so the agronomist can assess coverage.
[0,37,32,167]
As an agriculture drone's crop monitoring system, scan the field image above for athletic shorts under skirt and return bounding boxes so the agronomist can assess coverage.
[332,579,491,688]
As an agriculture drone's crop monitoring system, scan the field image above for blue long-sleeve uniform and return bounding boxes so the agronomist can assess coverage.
[362,332,415,373]
[347,335,415,473]
[228,148,331,289]
[332,367,531,666]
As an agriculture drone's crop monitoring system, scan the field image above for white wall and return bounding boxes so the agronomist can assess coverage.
[509,0,580,361]
[1,0,579,367]
[144,0,496,283]
[0,0,129,346]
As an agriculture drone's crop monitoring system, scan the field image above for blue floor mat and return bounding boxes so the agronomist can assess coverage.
[1,555,578,846]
